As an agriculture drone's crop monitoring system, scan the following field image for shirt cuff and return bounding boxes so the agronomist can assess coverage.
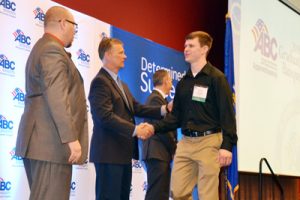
[161,105,167,116]
[132,126,137,137]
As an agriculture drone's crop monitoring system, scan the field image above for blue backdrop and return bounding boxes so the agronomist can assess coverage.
[111,26,188,104]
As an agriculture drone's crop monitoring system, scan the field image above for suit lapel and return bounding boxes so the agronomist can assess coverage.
[122,84,134,112]
[100,68,133,113]
[153,90,167,104]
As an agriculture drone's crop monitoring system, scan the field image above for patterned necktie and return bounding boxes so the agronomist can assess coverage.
[116,76,129,107]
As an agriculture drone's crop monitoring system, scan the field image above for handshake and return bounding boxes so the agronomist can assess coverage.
[136,123,155,140]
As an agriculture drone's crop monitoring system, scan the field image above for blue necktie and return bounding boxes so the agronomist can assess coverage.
[116,76,129,107]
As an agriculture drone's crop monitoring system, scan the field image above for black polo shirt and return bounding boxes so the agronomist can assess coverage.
[154,62,237,151]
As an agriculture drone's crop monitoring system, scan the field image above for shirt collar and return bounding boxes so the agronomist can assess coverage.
[44,33,64,47]
[103,66,118,81]
[186,62,212,78]
[153,88,167,99]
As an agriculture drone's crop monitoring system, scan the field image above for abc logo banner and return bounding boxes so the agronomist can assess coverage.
[1,0,186,199]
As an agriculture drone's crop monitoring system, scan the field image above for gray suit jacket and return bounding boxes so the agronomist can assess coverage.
[16,33,88,164]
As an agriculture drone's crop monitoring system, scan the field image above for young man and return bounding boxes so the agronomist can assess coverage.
[147,31,238,200]
[16,6,88,200]
[142,70,177,200]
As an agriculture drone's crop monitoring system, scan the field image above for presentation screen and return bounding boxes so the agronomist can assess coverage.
[231,0,300,176]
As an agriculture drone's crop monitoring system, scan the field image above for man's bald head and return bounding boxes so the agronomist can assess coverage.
[44,6,72,28]
[43,6,76,48]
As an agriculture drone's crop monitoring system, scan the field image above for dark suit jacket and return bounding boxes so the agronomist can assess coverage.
[89,68,162,164]
[142,90,177,162]
[16,33,89,164]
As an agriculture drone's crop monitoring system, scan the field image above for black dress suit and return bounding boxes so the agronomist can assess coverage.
[89,68,161,200]
[142,90,177,200]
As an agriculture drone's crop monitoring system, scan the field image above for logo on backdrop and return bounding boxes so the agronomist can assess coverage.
[252,19,278,77]
[0,0,16,18]
[0,54,15,77]
[33,7,45,27]
[13,29,31,52]
[10,147,22,161]
[10,147,23,167]
[76,25,79,32]
[278,44,300,82]
[74,26,78,39]
[132,160,143,173]
[0,114,13,136]
[140,56,186,99]
[75,159,89,170]
[142,181,147,191]
[252,19,277,61]
[12,87,25,107]
[99,32,107,40]
[77,49,90,67]
[0,177,12,198]
[70,181,76,197]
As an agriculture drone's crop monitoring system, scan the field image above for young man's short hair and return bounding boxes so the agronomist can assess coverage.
[185,31,213,54]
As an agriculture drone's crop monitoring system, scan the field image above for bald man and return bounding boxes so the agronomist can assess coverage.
[15,6,88,200]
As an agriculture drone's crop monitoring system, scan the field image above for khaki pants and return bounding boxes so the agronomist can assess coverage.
[171,133,222,200]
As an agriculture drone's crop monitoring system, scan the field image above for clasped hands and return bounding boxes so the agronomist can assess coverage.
[136,123,154,140]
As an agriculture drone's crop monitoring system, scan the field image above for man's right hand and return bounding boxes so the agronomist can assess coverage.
[136,123,154,140]
[68,140,82,164]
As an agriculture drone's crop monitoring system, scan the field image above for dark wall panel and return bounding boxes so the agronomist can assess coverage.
[53,0,227,70]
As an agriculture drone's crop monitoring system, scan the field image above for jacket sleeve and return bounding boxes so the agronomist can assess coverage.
[88,77,136,139]
[39,44,77,144]
[123,84,162,119]
[154,84,181,133]
[143,94,163,122]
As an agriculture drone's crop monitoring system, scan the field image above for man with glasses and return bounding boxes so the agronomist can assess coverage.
[64,19,78,28]
[16,6,88,200]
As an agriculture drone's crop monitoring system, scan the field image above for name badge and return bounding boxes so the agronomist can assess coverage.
[192,85,208,102]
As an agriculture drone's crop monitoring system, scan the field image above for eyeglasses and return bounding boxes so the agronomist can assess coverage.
[58,19,78,29]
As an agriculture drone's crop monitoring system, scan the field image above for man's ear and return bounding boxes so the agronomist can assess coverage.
[201,45,209,55]
[162,77,167,86]
[60,20,66,31]
[103,51,110,61]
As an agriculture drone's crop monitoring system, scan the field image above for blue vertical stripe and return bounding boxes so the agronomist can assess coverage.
[224,16,239,200]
